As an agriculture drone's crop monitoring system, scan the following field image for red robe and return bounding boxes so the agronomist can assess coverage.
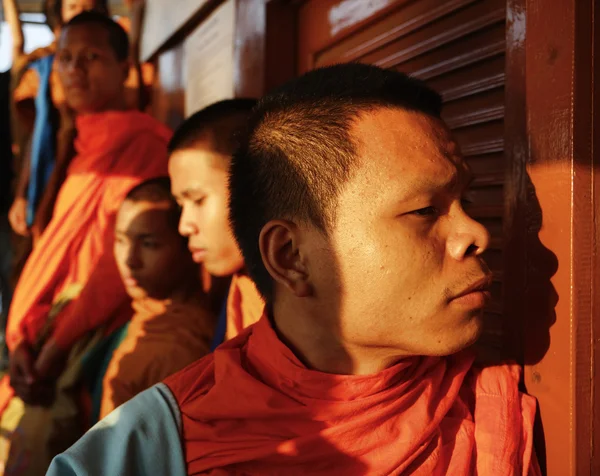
[2,110,171,413]
[166,315,540,475]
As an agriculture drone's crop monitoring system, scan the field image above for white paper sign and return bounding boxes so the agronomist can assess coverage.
[184,0,236,116]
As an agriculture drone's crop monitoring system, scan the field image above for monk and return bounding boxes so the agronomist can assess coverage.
[6,0,152,240]
[98,177,215,419]
[47,64,540,475]
[3,12,171,418]
[168,99,264,345]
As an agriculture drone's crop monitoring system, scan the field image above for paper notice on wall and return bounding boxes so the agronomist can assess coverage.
[184,0,236,116]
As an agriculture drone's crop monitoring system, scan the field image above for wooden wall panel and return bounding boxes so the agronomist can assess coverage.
[151,43,186,130]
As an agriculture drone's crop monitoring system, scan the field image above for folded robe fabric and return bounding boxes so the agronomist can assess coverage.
[1,110,171,414]
[164,315,541,475]
[99,295,215,419]
[224,273,264,341]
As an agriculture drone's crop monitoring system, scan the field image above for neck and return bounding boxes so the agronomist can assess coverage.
[271,297,405,376]
[79,94,128,116]
[171,267,204,304]
[143,266,204,306]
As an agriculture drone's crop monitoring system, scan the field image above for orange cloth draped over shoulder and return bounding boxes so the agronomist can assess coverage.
[99,295,215,419]
[165,315,541,475]
[1,110,171,413]
[224,273,264,341]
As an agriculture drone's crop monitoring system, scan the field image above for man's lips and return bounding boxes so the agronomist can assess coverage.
[450,275,493,307]
[189,247,207,262]
[122,275,139,287]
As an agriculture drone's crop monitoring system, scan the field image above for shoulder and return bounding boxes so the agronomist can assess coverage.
[47,383,186,476]
[124,111,173,144]
[164,353,216,407]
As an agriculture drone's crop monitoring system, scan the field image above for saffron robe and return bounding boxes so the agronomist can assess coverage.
[48,315,540,475]
[2,110,171,414]
[99,295,215,419]
[224,273,263,341]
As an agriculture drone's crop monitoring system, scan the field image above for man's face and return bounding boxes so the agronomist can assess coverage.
[169,144,245,277]
[61,0,97,23]
[310,108,491,357]
[114,199,193,300]
[57,23,128,114]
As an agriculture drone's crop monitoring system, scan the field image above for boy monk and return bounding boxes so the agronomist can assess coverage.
[3,12,171,416]
[48,64,540,475]
[98,177,215,419]
[168,99,264,344]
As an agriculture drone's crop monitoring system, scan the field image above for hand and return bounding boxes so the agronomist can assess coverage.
[34,337,68,384]
[9,341,53,405]
[8,197,29,236]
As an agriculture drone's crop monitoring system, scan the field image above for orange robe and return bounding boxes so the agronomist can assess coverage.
[2,110,171,412]
[165,315,541,475]
[224,273,264,341]
[99,295,215,419]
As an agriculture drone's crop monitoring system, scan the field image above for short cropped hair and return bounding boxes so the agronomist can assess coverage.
[63,11,129,61]
[124,177,181,232]
[168,99,257,159]
[229,63,443,301]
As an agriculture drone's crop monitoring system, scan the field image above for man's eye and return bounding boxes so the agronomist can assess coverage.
[411,206,438,217]
[58,53,71,64]
[194,197,205,206]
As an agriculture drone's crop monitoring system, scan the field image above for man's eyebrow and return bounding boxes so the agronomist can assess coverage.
[176,187,203,198]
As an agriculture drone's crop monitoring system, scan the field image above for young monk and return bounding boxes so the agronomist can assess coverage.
[168,99,264,344]
[2,12,171,420]
[98,177,215,419]
[6,0,151,240]
[48,64,540,475]
[5,0,111,238]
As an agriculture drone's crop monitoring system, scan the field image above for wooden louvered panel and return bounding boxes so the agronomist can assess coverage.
[297,0,508,357]
[312,0,481,67]
[356,2,504,69]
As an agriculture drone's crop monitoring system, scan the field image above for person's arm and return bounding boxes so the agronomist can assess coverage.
[7,138,31,235]
[2,0,24,61]
[46,384,187,476]
[31,119,77,242]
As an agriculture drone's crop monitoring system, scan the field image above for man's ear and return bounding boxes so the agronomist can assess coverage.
[259,220,312,298]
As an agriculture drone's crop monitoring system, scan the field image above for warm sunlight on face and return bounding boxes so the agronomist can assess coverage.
[114,199,194,300]
[57,23,128,114]
[169,145,245,277]
[310,108,491,357]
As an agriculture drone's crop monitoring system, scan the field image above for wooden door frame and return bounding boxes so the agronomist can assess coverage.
[505,0,598,473]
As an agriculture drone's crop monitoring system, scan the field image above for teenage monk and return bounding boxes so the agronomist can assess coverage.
[98,177,215,419]
[168,99,264,345]
[6,0,152,241]
[47,64,540,475]
[2,12,171,418]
